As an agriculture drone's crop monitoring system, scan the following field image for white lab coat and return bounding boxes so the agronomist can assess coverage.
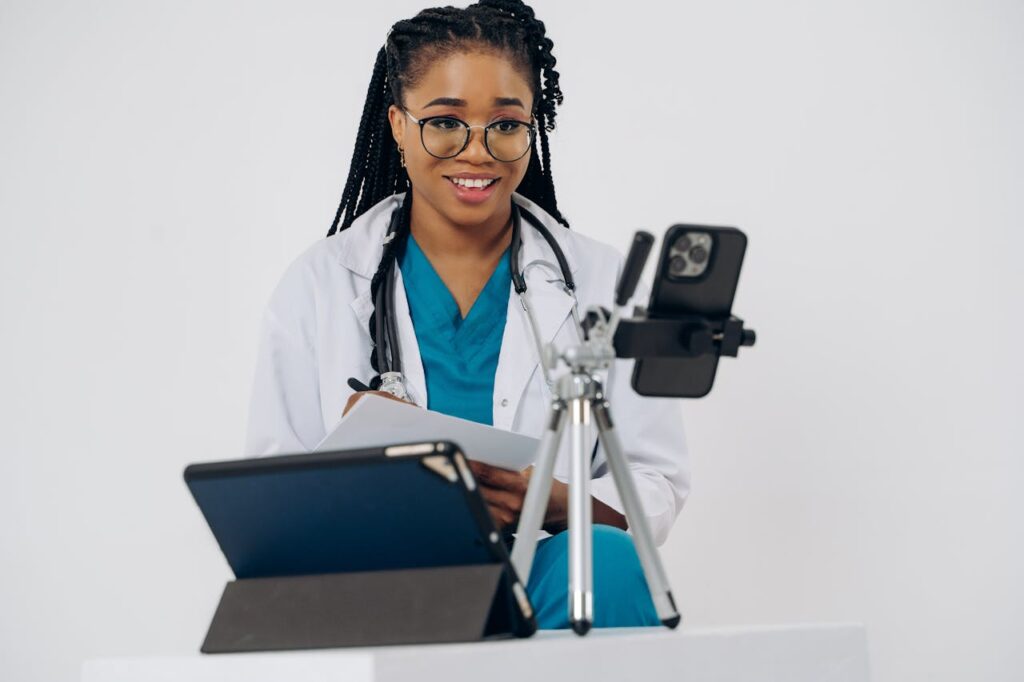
[244,191,690,545]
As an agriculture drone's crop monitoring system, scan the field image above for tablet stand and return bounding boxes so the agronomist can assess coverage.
[202,559,533,652]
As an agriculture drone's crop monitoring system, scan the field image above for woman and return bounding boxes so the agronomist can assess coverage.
[244,0,690,629]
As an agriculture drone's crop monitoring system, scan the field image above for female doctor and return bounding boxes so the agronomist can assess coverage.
[244,0,690,630]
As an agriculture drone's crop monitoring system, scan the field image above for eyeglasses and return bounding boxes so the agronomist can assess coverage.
[401,108,536,162]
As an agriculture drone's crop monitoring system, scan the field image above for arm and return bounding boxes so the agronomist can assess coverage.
[243,258,326,457]
[541,479,626,533]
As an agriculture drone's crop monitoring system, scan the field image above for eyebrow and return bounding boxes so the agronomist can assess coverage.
[423,96,526,109]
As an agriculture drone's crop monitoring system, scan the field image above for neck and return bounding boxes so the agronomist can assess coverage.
[408,189,513,262]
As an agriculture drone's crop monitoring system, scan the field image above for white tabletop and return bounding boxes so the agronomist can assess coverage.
[82,622,870,682]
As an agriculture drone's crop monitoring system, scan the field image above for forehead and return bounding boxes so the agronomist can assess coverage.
[405,51,533,110]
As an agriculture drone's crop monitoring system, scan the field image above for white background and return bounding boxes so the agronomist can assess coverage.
[1,1,1021,680]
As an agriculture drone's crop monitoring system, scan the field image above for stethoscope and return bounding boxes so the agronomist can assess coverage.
[351,200,582,402]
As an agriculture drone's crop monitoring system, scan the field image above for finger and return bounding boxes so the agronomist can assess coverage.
[478,485,524,517]
[469,461,503,487]
[469,460,502,475]
[483,464,528,491]
[347,377,371,392]
[343,388,418,417]
[483,502,514,531]
[478,466,529,493]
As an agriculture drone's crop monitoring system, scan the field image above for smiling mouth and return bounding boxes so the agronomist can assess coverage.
[445,176,500,190]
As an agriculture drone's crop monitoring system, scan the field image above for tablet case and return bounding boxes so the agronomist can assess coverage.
[185,442,536,652]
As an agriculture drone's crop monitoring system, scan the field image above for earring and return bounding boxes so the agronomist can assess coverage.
[398,146,406,168]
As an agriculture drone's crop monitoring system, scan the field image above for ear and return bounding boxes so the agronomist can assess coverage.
[387,105,406,147]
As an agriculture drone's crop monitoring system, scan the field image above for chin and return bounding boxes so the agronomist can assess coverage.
[445,193,510,225]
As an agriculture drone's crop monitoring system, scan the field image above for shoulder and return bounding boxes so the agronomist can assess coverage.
[511,193,626,300]
[511,192,623,267]
[264,236,344,316]
[564,229,626,273]
[266,193,404,306]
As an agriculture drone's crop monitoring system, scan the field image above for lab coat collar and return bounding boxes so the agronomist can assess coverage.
[338,191,579,421]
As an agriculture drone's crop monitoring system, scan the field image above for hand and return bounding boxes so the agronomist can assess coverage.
[469,461,628,533]
[468,461,570,533]
[342,389,415,417]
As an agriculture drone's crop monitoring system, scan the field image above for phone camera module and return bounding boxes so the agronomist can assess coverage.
[666,230,713,279]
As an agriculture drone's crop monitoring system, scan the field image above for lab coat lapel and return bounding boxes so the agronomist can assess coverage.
[492,279,575,431]
[347,273,427,408]
[342,193,428,407]
[492,195,580,431]
[391,266,427,407]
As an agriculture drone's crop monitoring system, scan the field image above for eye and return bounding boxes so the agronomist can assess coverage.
[491,120,525,134]
[426,117,465,131]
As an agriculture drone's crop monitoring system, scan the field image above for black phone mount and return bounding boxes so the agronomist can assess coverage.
[594,229,756,380]
[614,311,756,359]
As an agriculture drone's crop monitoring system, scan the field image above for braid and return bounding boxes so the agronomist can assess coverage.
[366,192,413,389]
[476,0,568,225]
[327,0,570,388]
[328,47,408,236]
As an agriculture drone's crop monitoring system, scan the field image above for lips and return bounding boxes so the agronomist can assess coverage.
[444,175,500,205]
[445,174,499,188]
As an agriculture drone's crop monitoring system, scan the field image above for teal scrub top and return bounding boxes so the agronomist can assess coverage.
[398,234,511,425]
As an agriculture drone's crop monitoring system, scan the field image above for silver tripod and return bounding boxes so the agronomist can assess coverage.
[509,233,681,635]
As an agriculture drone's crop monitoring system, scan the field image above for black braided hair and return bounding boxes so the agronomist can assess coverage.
[327,0,568,390]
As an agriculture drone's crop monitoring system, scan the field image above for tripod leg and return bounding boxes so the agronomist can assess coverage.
[592,400,682,628]
[568,396,594,635]
[510,401,566,585]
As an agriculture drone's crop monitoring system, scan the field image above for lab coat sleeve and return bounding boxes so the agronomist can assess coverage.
[588,275,691,546]
[242,255,325,457]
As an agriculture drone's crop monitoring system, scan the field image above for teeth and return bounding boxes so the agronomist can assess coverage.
[450,177,496,189]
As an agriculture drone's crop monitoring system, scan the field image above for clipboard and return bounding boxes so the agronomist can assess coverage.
[184,441,537,652]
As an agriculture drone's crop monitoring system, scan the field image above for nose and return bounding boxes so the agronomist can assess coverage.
[457,125,491,163]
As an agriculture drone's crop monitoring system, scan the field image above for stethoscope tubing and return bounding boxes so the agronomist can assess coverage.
[374,200,576,384]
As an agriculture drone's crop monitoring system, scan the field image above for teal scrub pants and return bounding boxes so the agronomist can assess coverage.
[524,524,660,629]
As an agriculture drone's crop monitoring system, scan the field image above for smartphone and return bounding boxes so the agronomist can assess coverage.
[630,224,748,397]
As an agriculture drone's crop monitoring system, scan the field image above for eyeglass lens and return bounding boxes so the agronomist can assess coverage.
[420,118,532,162]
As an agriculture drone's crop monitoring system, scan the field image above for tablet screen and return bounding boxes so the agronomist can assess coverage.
[186,451,497,579]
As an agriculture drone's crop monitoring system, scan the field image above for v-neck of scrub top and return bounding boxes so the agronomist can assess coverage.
[398,234,511,425]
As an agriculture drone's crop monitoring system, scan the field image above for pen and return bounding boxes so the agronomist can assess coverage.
[347,377,372,392]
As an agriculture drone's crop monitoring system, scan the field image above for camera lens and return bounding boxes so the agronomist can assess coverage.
[669,255,687,275]
[674,236,692,252]
[689,245,708,264]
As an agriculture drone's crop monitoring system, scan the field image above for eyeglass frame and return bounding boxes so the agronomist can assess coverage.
[399,107,537,162]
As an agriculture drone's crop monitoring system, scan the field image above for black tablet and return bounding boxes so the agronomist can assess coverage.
[185,441,537,648]
[184,441,514,579]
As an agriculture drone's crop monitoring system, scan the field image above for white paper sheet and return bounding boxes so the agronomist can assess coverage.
[314,394,539,471]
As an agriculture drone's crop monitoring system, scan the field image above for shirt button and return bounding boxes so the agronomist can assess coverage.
[500,398,509,407]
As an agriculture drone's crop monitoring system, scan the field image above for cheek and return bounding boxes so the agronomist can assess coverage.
[406,148,442,182]
[510,156,531,189]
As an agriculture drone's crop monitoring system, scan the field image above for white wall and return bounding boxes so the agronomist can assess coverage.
[1,1,1020,680]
